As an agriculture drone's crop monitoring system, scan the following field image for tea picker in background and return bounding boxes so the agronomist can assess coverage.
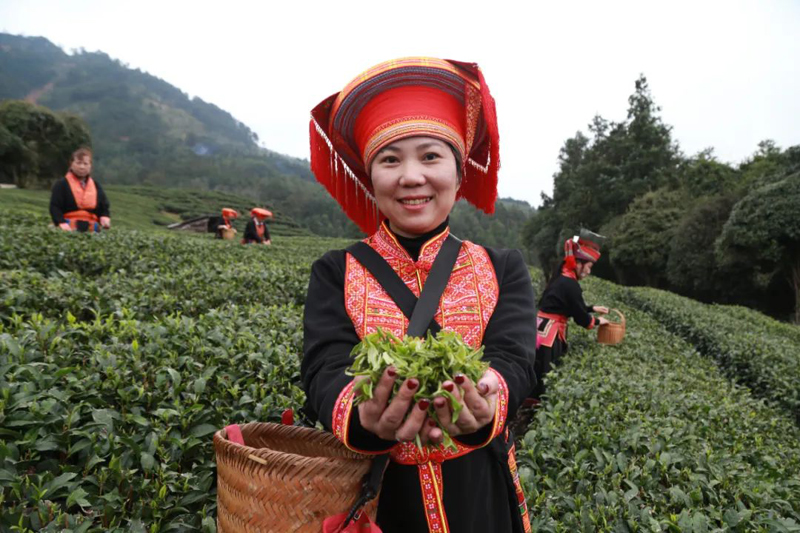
[215,208,239,239]
[242,207,272,245]
[50,147,111,232]
[531,229,610,400]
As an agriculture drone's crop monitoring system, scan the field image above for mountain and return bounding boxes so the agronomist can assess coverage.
[0,33,533,246]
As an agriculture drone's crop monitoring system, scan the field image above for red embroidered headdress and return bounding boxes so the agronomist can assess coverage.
[250,207,273,220]
[309,57,500,233]
[563,228,605,272]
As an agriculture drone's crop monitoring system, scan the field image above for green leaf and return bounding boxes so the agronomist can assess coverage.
[47,472,78,495]
[189,423,218,438]
[141,452,156,472]
[67,486,91,510]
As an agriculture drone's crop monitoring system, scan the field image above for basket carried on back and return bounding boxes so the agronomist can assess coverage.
[221,227,236,240]
[597,308,626,345]
[214,422,378,533]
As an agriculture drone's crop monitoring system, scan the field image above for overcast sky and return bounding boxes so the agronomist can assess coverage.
[2,0,798,206]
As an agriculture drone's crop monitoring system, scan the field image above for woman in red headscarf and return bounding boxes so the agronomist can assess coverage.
[531,231,610,400]
[243,208,272,245]
[302,58,536,533]
[215,208,239,239]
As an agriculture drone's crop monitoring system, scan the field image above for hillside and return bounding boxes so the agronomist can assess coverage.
[0,33,535,246]
[0,32,355,238]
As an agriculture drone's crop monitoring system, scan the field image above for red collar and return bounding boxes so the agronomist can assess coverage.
[371,221,450,273]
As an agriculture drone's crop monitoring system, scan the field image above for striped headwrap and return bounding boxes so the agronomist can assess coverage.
[564,230,603,273]
[309,57,500,233]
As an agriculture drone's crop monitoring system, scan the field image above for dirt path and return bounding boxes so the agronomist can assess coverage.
[24,81,54,104]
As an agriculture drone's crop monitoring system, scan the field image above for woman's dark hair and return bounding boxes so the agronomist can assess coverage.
[70,147,93,163]
[447,143,464,186]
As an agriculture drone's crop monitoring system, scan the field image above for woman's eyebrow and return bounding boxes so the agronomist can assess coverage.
[416,142,445,150]
[377,145,401,155]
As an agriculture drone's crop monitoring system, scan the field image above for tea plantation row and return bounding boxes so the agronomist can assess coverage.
[2,215,800,531]
[517,276,800,532]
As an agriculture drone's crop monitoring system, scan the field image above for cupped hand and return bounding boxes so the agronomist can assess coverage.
[428,369,498,445]
[356,368,429,442]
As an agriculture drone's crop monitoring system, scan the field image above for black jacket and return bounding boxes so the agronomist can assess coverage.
[49,176,110,225]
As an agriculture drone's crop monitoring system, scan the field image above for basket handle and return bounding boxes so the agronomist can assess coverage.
[609,308,625,325]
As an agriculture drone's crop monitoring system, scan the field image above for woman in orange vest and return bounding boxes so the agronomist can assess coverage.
[302,57,536,533]
[243,207,272,245]
[532,230,610,400]
[49,147,111,232]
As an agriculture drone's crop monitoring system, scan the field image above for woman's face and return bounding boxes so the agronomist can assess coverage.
[370,137,459,238]
[576,260,593,280]
[70,156,92,178]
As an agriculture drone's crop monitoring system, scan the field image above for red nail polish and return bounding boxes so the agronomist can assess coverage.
[418,399,430,410]
[406,379,418,390]
[428,419,437,427]
[443,383,454,392]
[434,398,446,409]
[478,383,489,394]
[387,367,397,378]
[454,375,465,385]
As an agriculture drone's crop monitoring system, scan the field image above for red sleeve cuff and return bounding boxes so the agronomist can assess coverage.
[331,380,394,455]
[454,367,510,450]
[587,316,596,330]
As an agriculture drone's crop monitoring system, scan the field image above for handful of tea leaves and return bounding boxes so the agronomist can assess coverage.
[347,328,490,450]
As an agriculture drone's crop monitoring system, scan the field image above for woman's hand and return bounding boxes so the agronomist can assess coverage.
[593,306,609,314]
[100,216,111,229]
[596,316,610,326]
[427,370,498,445]
[356,368,429,442]
[58,223,72,231]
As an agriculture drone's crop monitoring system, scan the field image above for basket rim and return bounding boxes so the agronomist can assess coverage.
[214,421,373,464]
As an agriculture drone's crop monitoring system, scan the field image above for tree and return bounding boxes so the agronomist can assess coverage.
[0,100,91,188]
[609,189,683,287]
[522,205,564,277]
[677,149,739,198]
[666,195,738,300]
[738,140,800,192]
[717,173,800,323]
[525,75,681,282]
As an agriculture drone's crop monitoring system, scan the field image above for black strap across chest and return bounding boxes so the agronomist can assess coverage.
[345,234,462,338]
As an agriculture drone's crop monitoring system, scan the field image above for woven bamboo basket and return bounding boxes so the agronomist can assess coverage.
[221,227,236,240]
[597,308,626,345]
[214,422,379,533]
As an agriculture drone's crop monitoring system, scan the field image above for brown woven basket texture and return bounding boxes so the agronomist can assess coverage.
[597,308,626,345]
[221,228,236,240]
[215,422,378,532]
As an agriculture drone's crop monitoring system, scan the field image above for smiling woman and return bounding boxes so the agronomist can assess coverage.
[302,57,538,533]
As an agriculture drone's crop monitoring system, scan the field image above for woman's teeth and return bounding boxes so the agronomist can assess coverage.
[400,197,431,205]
